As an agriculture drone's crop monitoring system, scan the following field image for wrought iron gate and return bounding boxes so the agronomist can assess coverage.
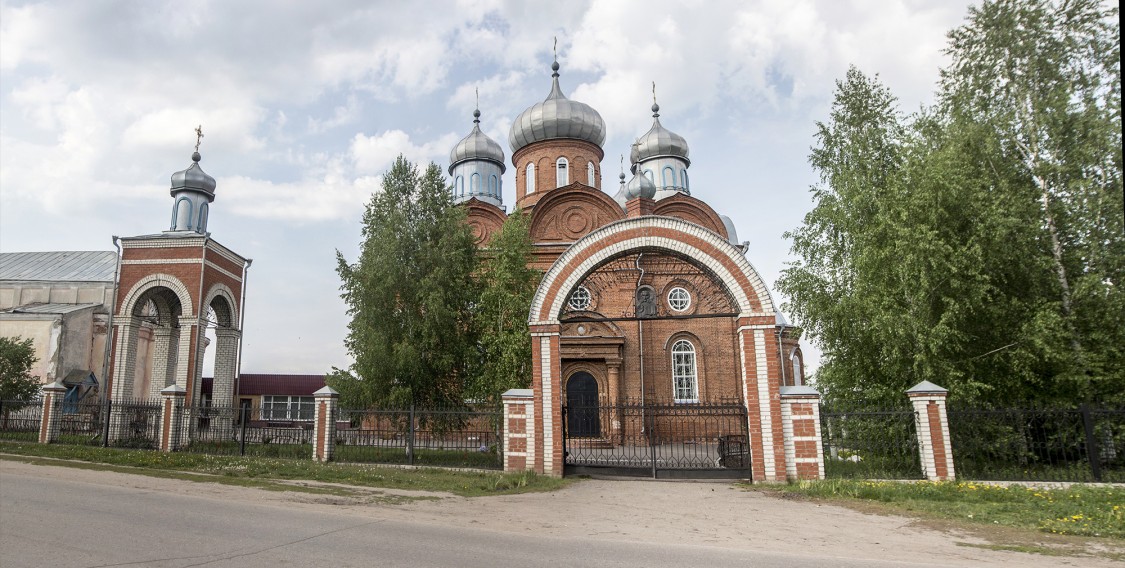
[563,400,751,479]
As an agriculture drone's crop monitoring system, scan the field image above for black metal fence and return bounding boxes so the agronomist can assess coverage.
[180,403,313,459]
[948,405,1124,482]
[820,404,922,479]
[105,398,162,449]
[58,399,107,446]
[563,400,750,478]
[0,398,42,441]
[334,404,502,469]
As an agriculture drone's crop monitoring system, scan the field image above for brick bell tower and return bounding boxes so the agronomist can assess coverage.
[107,128,250,413]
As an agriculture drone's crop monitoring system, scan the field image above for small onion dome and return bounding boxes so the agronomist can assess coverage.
[449,109,506,174]
[509,61,606,154]
[170,152,216,197]
[612,171,628,208]
[630,103,690,165]
[624,170,656,200]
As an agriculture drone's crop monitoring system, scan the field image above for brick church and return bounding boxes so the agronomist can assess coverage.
[451,59,809,480]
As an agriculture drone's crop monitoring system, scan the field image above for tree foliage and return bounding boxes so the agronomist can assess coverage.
[330,156,480,409]
[0,336,40,401]
[468,209,540,405]
[779,0,1123,406]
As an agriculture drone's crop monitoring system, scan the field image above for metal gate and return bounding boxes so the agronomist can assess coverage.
[563,400,751,479]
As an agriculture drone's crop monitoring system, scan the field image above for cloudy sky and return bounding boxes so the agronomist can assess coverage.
[1,0,976,376]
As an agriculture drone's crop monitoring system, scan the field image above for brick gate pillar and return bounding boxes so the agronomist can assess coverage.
[780,385,824,480]
[501,389,534,472]
[312,386,339,462]
[907,381,955,481]
[530,324,562,477]
[159,385,187,452]
[38,382,68,443]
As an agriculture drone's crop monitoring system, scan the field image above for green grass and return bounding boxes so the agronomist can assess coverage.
[0,441,569,497]
[758,479,1124,539]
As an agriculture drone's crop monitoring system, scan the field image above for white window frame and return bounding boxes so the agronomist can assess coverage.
[667,287,691,312]
[556,157,569,187]
[587,161,596,186]
[261,395,315,421]
[671,339,699,403]
[526,163,536,194]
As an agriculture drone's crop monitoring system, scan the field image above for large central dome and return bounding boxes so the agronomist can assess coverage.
[509,61,606,155]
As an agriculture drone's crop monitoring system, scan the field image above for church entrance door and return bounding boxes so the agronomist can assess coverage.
[566,372,600,438]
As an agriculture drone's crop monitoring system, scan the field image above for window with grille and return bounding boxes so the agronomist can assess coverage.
[568,286,591,311]
[667,287,691,311]
[671,339,699,403]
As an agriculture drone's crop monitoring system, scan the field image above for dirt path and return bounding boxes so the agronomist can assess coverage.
[2,460,1118,567]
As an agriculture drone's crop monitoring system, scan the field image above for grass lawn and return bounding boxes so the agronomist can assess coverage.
[0,441,568,497]
[756,479,1124,539]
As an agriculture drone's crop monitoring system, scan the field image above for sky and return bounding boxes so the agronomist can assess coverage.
[0,0,977,376]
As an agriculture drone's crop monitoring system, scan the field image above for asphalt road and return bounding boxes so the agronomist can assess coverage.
[0,467,959,568]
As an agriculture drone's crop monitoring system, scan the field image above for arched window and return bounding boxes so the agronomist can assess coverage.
[671,339,698,403]
[663,166,676,189]
[455,175,465,197]
[173,197,193,230]
[470,172,481,195]
[556,157,569,187]
[526,163,535,194]
[196,203,209,233]
[489,174,498,197]
[681,169,689,191]
[587,161,596,186]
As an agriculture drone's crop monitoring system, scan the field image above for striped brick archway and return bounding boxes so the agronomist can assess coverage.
[527,216,788,480]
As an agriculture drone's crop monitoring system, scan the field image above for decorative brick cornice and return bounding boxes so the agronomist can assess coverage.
[529,216,776,325]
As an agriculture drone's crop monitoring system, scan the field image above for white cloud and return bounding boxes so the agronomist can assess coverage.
[350,130,460,175]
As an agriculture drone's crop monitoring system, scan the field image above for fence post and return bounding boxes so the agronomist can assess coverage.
[239,405,249,456]
[780,386,825,480]
[38,382,67,443]
[907,381,955,481]
[1080,404,1102,482]
[501,389,534,472]
[312,386,339,462]
[407,404,415,466]
[101,397,111,447]
[159,385,187,452]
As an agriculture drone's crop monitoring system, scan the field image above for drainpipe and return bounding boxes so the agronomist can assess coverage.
[234,259,252,402]
[101,236,122,402]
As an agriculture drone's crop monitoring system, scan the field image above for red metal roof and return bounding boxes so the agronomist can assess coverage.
[238,374,326,396]
[202,374,326,396]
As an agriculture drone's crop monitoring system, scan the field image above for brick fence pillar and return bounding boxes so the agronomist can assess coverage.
[780,385,825,480]
[38,382,68,444]
[907,381,955,481]
[501,388,535,473]
[159,385,187,452]
[313,386,339,462]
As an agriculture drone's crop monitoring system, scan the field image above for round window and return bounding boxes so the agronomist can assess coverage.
[667,287,691,312]
[568,286,591,311]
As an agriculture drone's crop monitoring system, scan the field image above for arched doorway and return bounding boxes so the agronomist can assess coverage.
[566,372,600,438]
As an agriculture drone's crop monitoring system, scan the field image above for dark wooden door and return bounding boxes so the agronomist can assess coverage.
[566,372,600,438]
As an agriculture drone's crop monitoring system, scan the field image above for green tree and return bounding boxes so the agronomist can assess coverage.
[468,209,540,405]
[1,336,41,427]
[330,156,480,409]
[779,0,1123,406]
[940,0,1123,401]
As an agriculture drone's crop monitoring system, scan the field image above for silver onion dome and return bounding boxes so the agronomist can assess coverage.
[509,61,606,154]
[629,103,690,165]
[624,170,656,200]
[449,109,506,174]
[170,152,216,196]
